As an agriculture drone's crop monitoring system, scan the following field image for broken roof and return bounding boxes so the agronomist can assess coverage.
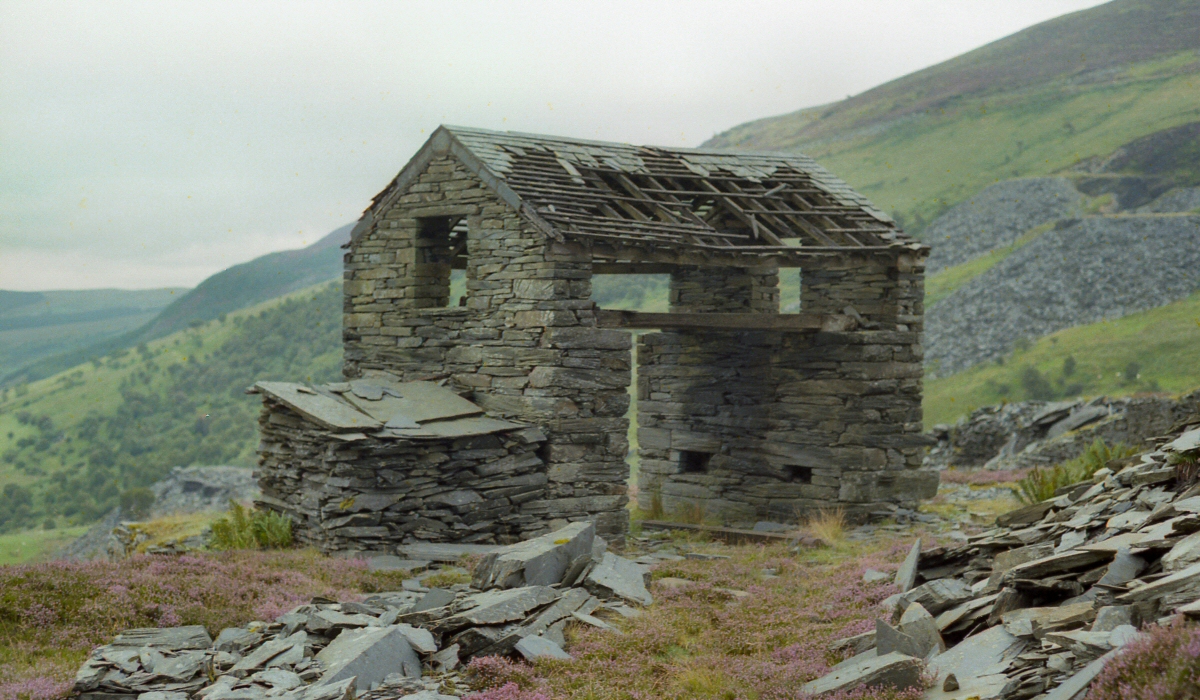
[352,126,924,259]
[252,378,524,440]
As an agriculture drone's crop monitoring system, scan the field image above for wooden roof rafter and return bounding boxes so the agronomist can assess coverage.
[352,126,928,263]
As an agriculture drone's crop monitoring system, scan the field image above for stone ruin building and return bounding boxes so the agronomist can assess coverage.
[253,125,938,550]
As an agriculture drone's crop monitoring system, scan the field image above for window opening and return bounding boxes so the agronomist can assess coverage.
[679,450,712,474]
[784,465,813,484]
[415,216,467,307]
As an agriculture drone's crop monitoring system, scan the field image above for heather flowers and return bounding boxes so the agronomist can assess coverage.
[0,550,407,700]
[1086,618,1200,699]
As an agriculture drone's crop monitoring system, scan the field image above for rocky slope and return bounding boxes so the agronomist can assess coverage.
[924,178,1081,274]
[925,214,1200,377]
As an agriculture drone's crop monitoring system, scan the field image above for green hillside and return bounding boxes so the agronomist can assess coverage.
[705,0,1200,229]
[0,283,342,532]
[924,289,1200,426]
[0,288,185,381]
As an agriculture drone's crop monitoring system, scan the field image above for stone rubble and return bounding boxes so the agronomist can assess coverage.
[925,391,1200,472]
[72,524,651,700]
[814,420,1200,698]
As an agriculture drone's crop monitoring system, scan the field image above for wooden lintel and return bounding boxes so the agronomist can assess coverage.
[592,263,676,275]
[595,310,857,332]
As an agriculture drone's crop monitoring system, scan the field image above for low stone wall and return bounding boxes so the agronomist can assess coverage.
[256,400,555,552]
[926,390,1200,470]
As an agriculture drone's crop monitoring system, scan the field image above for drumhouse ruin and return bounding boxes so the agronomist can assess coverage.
[253,125,938,550]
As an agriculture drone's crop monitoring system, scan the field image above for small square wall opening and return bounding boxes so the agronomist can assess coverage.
[785,465,813,484]
[679,450,712,474]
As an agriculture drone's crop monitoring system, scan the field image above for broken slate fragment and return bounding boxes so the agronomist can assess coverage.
[514,635,572,661]
[472,521,595,590]
[230,632,307,674]
[432,586,560,633]
[411,588,457,614]
[315,625,421,692]
[898,602,945,656]
[584,552,653,606]
[900,578,972,615]
[895,539,921,593]
[875,620,922,658]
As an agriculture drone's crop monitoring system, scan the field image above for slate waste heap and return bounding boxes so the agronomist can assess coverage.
[72,522,652,700]
[812,419,1200,699]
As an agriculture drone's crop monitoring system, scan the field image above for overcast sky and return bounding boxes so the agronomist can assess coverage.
[1,0,1108,291]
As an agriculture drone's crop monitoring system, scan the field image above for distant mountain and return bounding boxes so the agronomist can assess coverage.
[0,288,185,380]
[3,223,352,387]
[134,223,353,341]
[705,0,1200,230]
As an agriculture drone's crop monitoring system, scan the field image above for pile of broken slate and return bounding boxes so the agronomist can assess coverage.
[814,422,1200,699]
[73,521,651,700]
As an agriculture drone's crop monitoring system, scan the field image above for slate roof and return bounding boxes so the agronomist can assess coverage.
[354,125,922,256]
[252,378,522,440]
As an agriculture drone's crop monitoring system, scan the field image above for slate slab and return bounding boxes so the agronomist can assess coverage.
[367,556,431,573]
[800,651,922,696]
[315,625,421,691]
[1003,549,1112,580]
[927,626,1025,680]
[584,552,653,606]
[473,521,595,590]
[514,635,572,661]
[110,627,212,650]
[898,602,945,656]
[432,587,559,633]
[230,632,307,674]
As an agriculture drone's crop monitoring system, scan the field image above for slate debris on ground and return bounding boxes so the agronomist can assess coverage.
[72,523,652,700]
[816,422,1200,699]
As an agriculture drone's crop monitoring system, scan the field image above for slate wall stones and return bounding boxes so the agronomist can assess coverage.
[254,379,564,549]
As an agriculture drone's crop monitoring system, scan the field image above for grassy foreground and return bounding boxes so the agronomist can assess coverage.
[0,550,410,700]
[0,530,929,700]
[463,536,927,700]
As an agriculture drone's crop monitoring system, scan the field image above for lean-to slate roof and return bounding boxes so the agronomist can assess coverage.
[353,125,923,256]
[252,378,522,439]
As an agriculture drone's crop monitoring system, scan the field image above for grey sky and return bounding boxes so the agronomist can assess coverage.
[1,0,1107,291]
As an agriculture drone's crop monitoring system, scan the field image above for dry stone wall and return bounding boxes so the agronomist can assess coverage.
[636,256,935,523]
[342,156,631,540]
[256,400,550,550]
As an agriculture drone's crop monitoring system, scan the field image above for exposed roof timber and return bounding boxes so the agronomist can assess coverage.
[353,126,925,260]
[595,310,857,332]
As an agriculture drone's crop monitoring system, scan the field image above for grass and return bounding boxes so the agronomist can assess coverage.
[924,289,1200,426]
[1014,439,1138,505]
[803,509,846,545]
[0,527,89,566]
[210,503,293,551]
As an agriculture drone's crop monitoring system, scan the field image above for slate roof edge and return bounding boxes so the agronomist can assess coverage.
[349,126,558,247]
